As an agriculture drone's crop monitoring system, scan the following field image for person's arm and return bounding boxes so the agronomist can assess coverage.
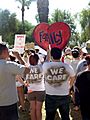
[23,67,30,77]
[75,75,80,92]
[45,45,51,62]
[12,51,25,65]
[16,75,25,85]
[47,49,51,61]
[69,76,75,89]
[12,51,30,76]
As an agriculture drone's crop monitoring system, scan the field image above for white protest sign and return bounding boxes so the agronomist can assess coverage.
[14,34,26,54]
[0,36,2,43]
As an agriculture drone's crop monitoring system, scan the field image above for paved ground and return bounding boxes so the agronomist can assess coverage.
[18,100,82,120]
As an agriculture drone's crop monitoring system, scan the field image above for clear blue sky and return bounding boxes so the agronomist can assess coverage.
[0,0,89,26]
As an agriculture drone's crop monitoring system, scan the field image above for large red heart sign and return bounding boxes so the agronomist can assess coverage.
[48,22,71,50]
[33,22,71,50]
[33,22,49,50]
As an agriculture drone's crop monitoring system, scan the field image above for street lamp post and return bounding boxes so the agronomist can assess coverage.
[21,0,25,33]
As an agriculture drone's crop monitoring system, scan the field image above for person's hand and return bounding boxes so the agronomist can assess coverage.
[12,51,25,65]
[12,51,20,58]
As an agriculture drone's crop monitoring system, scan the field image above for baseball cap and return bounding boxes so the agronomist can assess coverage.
[71,49,79,58]
[65,47,71,55]
[82,40,90,53]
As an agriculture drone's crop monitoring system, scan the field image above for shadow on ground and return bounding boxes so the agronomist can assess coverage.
[19,100,82,120]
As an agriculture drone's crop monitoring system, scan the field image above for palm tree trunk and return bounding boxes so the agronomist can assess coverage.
[37,0,49,23]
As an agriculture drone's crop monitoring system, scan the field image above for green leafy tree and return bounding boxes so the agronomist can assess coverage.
[16,0,32,33]
[14,20,35,43]
[24,20,35,43]
[79,5,90,42]
[0,9,18,45]
[0,9,35,45]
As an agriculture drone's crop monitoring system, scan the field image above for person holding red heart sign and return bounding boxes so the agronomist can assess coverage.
[43,47,75,120]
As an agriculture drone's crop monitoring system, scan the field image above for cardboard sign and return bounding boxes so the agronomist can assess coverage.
[14,34,26,54]
[33,22,49,50]
[33,22,71,50]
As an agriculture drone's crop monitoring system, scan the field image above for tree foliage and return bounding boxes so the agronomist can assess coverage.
[15,0,32,33]
[79,5,90,42]
[0,9,18,45]
[0,9,35,45]
[24,21,35,43]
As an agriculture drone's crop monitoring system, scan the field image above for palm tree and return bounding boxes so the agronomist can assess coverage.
[37,0,49,23]
[16,0,32,33]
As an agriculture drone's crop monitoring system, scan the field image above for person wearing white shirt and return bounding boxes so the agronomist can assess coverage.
[43,47,75,120]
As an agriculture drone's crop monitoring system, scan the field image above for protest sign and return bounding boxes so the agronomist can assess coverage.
[48,22,71,50]
[0,36,2,43]
[33,22,71,50]
[14,34,26,54]
[33,22,49,50]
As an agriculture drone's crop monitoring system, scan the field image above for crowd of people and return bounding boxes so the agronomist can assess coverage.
[0,40,90,120]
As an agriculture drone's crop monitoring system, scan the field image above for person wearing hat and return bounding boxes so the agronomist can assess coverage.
[43,47,75,120]
[76,40,90,73]
[82,40,90,54]
[64,47,73,64]
[71,49,80,73]
[73,40,90,112]
[75,54,90,120]
[70,48,80,111]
